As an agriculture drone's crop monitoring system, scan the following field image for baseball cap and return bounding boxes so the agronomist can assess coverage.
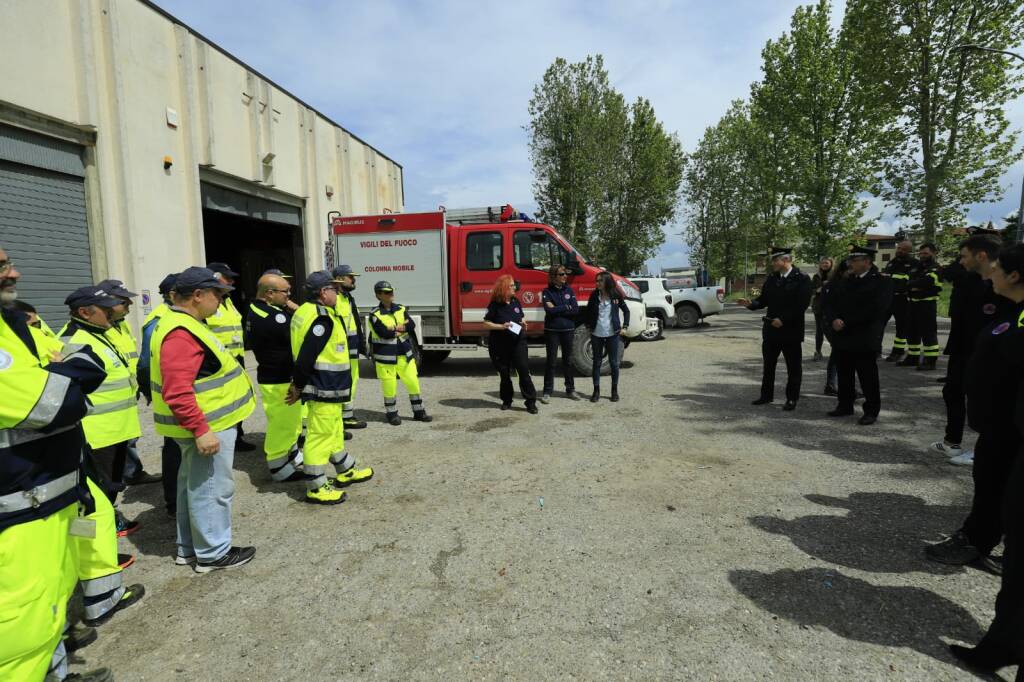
[331,264,360,278]
[65,286,121,309]
[303,270,344,296]
[158,273,179,296]
[96,278,138,299]
[374,280,394,293]
[205,262,239,279]
[174,267,235,293]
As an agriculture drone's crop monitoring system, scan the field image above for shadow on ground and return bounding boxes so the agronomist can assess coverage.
[729,567,986,673]
[749,492,968,575]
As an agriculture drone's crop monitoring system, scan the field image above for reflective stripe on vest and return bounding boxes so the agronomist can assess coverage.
[207,298,244,358]
[150,309,256,437]
[370,305,413,364]
[66,326,141,449]
[336,295,360,358]
[290,303,350,401]
[0,470,78,512]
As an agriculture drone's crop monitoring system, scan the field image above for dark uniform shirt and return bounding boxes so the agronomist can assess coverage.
[246,300,294,384]
[747,267,812,343]
[967,300,1024,433]
[822,268,887,352]
[908,258,942,300]
[881,255,917,297]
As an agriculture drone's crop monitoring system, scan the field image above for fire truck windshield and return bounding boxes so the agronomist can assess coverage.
[553,231,594,265]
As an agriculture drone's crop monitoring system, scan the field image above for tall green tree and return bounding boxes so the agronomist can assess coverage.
[753,0,890,258]
[845,0,1024,239]
[527,55,683,273]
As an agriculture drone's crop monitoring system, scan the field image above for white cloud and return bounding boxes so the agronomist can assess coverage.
[155,0,1024,263]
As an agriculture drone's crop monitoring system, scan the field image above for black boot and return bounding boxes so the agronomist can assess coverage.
[590,388,600,403]
[917,356,937,371]
[896,355,919,367]
[610,385,620,402]
[884,350,905,363]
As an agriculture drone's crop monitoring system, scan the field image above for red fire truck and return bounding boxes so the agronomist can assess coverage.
[329,205,650,374]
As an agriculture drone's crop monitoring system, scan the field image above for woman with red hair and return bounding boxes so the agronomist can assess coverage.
[483,274,538,413]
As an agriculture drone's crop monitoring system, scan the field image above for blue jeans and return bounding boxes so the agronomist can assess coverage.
[174,429,236,562]
[591,334,621,390]
[122,438,143,479]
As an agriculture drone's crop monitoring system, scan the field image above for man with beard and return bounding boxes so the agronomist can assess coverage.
[900,242,943,370]
[823,245,886,425]
[736,247,812,412]
[881,239,917,362]
[332,264,368,432]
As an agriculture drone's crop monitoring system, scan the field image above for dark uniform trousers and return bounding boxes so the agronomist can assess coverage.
[978,446,1024,661]
[907,300,939,359]
[492,336,537,406]
[835,349,880,416]
[959,424,1020,555]
[760,336,802,402]
[885,294,911,353]
[942,353,968,446]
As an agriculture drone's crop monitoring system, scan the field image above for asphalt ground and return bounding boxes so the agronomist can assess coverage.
[70,306,1010,680]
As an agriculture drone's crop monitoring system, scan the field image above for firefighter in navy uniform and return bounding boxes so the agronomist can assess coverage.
[880,239,917,362]
[899,242,943,370]
[287,271,373,505]
[332,264,368,431]
[0,246,116,682]
[823,245,886,425]
[247,272,304,482]
[736,247,812,411]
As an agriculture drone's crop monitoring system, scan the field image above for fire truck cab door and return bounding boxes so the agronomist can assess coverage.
[456,227,506,335]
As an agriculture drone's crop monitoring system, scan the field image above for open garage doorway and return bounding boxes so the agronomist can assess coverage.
[200,181,306,313]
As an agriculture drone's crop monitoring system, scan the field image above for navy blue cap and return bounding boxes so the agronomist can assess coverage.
[847,244,877,258]
[374,280,394,292]
[303,270,343,296]
[158,273,179,296]
[96,278,138,299]
[65,286,120,309]
[769,247,793,259]
[261,268,292,278]
[174,267,234,293]
[205,262,239,279]
[331,264,360,278]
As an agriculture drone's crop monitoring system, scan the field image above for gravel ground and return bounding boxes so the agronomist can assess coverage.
[70,306,1010,681]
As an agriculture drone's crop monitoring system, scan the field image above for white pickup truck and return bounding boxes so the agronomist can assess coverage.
[632,278,725,333]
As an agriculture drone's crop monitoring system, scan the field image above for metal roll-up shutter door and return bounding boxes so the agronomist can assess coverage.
[0,124,91,330]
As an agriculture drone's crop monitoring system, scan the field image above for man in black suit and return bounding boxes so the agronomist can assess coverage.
[822,245,886,425]
[737,247,813,411]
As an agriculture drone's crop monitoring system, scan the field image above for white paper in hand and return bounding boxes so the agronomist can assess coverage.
[507,322,523,335]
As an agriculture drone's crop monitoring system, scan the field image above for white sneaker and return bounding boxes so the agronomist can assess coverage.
[949,450,974,466]
[929,441,963,457]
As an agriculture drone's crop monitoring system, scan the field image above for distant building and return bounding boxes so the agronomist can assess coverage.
[866,234,899,264]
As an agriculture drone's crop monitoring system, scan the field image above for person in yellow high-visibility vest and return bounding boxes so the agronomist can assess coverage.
[97,279,162,487]
[287,271,374,504]
[151,267,258,572]
[332,264,367,432]
[0,246,117,682]
[368,281,432,425]
[205,262,256,452]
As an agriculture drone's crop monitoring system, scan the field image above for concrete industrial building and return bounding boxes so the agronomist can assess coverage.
[0,0,403,329]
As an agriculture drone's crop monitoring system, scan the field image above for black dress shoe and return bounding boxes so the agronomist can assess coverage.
[827,407,854,417]
[823,385,838,396]
[858,414,877,425]
[782,401,796,411]
[124,470,162,486]
[526,404,539,414]
[500,403,512,410]
[751,397,772,405]
[948,642,1016,673]
[344,419,368,429]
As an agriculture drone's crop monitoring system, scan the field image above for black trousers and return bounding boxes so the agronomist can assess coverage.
[162,436,182,512]
[977,448,1024,661]
[813,310,825,353]
[543,330,575,394]
[942,353,968,445]
[907,299,939,358]
[835,349,880,416]
[493,336,537,406]
[89,441,128,504]
[960,424,1019,555]
[882,295,911,354]
[760,338,802,402]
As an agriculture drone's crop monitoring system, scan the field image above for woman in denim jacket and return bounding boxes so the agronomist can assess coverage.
[584,271,630,402]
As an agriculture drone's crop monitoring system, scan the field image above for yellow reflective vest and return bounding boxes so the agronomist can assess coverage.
[143,302,170,329]
[290,302,350,402]
[64,320,141,449]
[335,295,360,360]
[106,319,140,375]
[207,297,244,360]
[150,309,255,438]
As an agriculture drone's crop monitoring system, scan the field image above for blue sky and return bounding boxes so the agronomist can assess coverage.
[157,0,1024,272]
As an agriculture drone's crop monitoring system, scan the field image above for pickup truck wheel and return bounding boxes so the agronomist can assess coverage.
[638,318,664,341]
[420,350,451,365]
[570,325,624,376]
[674,303,701,329]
